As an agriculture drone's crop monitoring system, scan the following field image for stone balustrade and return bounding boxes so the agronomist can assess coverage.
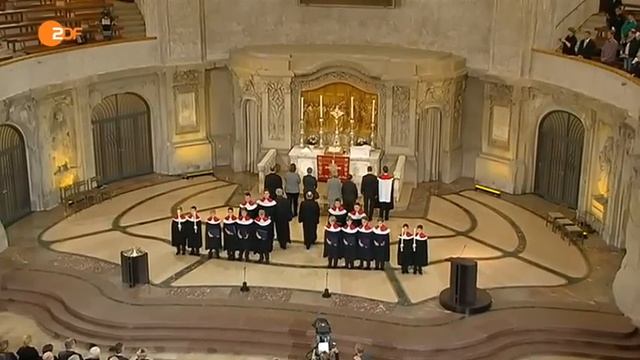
[257,149,277,194]
[393,155,406,204]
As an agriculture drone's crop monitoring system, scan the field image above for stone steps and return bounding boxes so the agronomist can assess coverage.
[112,0,146,38]
[1,268,640,359]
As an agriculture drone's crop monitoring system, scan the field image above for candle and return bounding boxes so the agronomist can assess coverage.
[320,95,324,118]
[350,96,354,119]
[300,97,304,119]
[372,99,376,122]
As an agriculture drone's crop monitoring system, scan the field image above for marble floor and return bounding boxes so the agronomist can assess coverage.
[38,177,589,304]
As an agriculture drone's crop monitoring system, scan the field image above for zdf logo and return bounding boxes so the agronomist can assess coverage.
[38,20,82,47]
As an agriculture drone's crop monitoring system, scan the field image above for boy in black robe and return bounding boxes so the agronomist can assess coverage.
[274,188,292,249]
[397,223,414,274]
[328,199,347,226]
[413,224,429,275]
[239,192,258,218]
[186,206,202,256]
[342,217,358,269]
[323,216,342,268]
[171,207,186,255]
[223,207,238,260]
[348,202,366,227]
[255,209,273,264]
[205,209,222,259]
[357,216,374,270]
[236,208,254,261]
[298,191,320,249]
[372,218,390,270]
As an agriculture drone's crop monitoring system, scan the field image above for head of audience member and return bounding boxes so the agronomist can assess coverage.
[0,339,8,352]
[584,30,592,40]
[42,343,54,355]
[367,165,373,173]
[258,209,266,219]
[244,192,252,202]
[226,207,234,217]
[22,334,33,348]
[42,352,55,360]
[305,191,313,200]
[306,167,313,175]
[190,206,197,215]
[135,347,149,359]
[271,164,280,173]
[567,27,576,36]
[333,199,342,209]
[354,343,365,356]
[87,346,101,359]
[635,29,640,40]
[289,163,296,173]
[382,165,389,173]
[615,6,623,16]
[347,174,353,181]
[628,14,636,23]
[110,342,124,355]
[607,29,615,40]
[64,338,77,351]
[275,188,284,198]
[69,355,81,360]
[240,208,248,219]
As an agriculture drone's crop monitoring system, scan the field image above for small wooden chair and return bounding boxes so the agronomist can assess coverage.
[92,176,112,201]
[60,184,75,214]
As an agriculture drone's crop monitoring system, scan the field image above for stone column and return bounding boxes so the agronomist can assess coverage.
[0,220,7,253]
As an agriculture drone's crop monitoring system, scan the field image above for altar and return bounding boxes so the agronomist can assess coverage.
[289,145,381,188]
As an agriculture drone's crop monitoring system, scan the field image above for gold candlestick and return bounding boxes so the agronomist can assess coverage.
[299,97,305,147]
[370,99,376,147]
[349,96,354,147]
[319,116,324,147]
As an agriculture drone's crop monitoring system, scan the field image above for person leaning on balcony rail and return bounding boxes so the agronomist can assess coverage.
[560,27,578,55]
[601,30,619,65]
[621,14,638,43]
[623,29,640,72]
[576,30,597,60]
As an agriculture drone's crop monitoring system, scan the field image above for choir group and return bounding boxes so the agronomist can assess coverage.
[170,192,429,274]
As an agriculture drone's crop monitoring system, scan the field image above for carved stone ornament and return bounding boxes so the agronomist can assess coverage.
[266,81,286,141]
[418,79,452,109]
[487,82,513,107]
[173,69,200,85]
[451,77,466,148]
[391,85,410,147]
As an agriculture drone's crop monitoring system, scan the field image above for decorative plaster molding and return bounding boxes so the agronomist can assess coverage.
[173,69,200,85]
[266,80,286,141]
[391,85,410,147]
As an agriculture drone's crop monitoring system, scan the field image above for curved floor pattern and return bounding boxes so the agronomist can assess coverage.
[39,178,588,303]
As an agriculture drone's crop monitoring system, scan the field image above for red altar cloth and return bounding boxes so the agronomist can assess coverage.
[317,154,350,182]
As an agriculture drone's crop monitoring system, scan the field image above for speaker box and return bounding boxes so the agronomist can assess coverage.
[439,257,491,314]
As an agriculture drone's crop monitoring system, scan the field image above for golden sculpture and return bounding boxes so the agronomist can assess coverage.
[301,82,378,147]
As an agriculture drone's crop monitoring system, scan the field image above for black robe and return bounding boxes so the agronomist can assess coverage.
[342,225,358,262]
[341,180,358,211]
[186,214,203,249]
[373,225,390,262]
[274,196,292,248]
[361,173,378,199]
[397,232,414,267]
[323,223,342,259]
[257,197,277,236]
[357,224,374,261]
[171,216,186,247]
[298,199,320,246]
[236,216,254,251]
[303,174,318,198]
[223,216,238,252]
[328,206,347,226]
[413,232,429,267]
[239,201,259,219]
[205,216,222,250]
[264,173,283,199]
[254,216,274,253]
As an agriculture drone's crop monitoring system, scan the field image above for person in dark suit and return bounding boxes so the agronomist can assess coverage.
[341,174,358,212]
[360,166,378,217]
[274,188,292,249]
[560,27,578,55]
[302,167,318,199]
[298,191,320,249]
[264,164,283,199]
[576,31,597,59]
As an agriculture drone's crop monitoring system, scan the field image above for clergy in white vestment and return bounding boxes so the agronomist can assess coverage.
[377,166,394,221]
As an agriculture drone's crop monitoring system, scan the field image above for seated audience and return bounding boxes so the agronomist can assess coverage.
[621,14,638,42]
[86,346,101,360]
[576,31,596,60]
[42,344,58,360]
[16,335,39,360]
[601,30,619,65]
[623,29,640,72]
[560,27,578,55]
[58,338,83,360]
[129,348,151,360]
[107,343,127,360]
[0,339,18,360]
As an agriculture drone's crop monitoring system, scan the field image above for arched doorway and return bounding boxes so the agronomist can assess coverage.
[416,107,442,183]
[242,98,260,172]
[535,111,585,208]
[91,93,153,183]
[0,124,31,225]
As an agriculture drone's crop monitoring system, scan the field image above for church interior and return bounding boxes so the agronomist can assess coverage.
[1,0,640,359]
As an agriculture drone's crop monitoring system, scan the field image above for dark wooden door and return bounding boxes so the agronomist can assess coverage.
[91,94,153,184]
[535,111,584,208]
[0,124,31,226]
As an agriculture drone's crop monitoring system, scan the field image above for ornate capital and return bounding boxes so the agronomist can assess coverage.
[487,82,513,107]
[173,69,200,85]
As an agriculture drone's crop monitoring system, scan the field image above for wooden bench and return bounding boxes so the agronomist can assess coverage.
[545,212,565,228]
[562,225,586,247]
[552,218,574,233]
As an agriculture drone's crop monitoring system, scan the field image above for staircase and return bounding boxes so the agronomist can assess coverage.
[112,0,146,38]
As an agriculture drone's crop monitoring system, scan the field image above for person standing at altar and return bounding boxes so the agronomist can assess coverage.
[326,172,342,209]
[372,218,390,270]
[342,217,358,269]
[348,202,366,227]
[377,166,394,221]
[341,174,358,212]
[323,215,342,268]
[239,192,258,218]
[361,166,378,218]
[329,199,348,225]
[205,209,222,259]
[223,207,238,260]
[285,163,301,217]
[236,208,254,261]
[357,216,374,270]
[254,209,273,263]
[264,164,283,200]
[303,167,318,199]
[397,223,414,274]
[186,206,202,256]
[298,191,320,249]
[274,188,292,249]
[171,206,187,255]
[412,224,429,275]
